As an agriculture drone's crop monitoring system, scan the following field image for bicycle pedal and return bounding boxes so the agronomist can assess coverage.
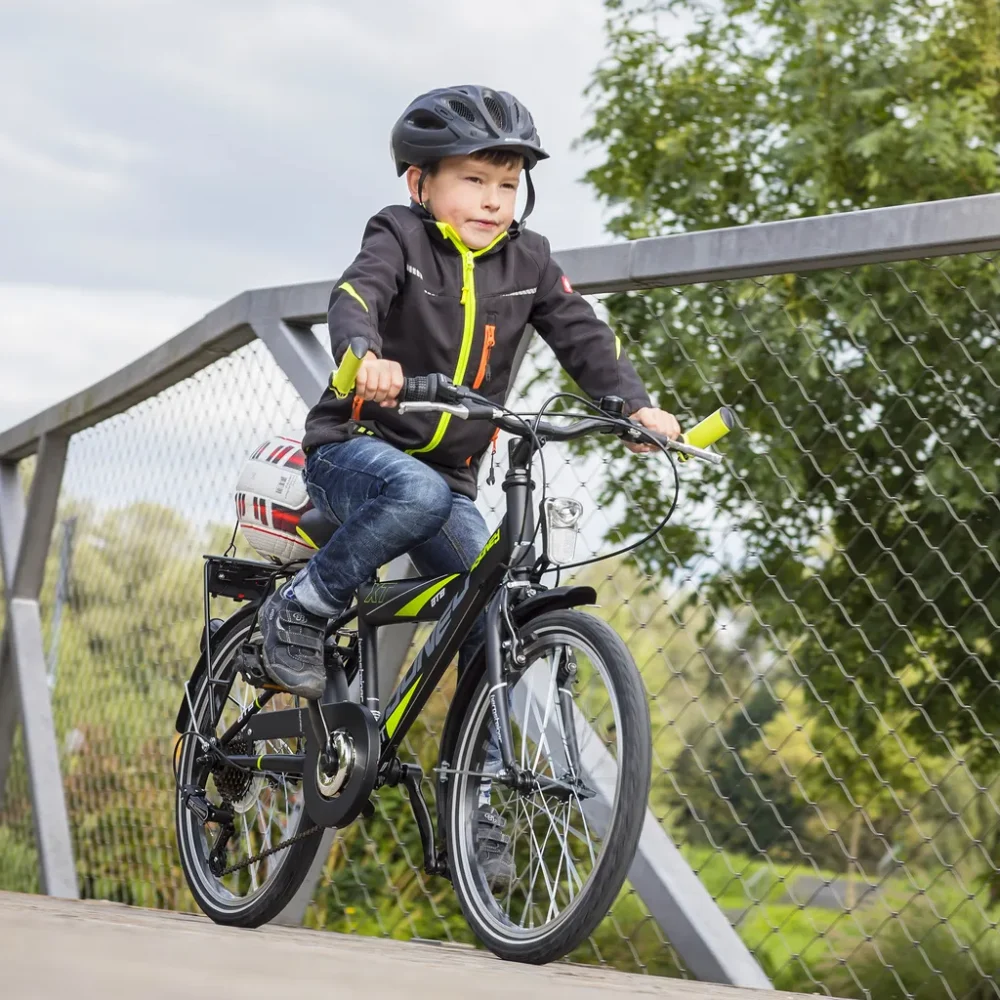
[237,643,270,687]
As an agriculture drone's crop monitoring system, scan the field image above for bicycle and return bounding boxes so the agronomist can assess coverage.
[173,337,733,963]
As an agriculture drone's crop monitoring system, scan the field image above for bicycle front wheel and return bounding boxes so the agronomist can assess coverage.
[445,609,651,964]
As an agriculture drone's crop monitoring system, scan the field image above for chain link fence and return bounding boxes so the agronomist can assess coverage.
[2,249,1000,998]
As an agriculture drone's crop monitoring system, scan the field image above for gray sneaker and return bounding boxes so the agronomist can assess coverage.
[258,586,327,699]
[477,804,515,888]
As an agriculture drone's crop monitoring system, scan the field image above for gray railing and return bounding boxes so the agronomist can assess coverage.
[3,193,1000,997]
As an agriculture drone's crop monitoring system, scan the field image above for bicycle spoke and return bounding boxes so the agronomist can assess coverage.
[242,813,260,892]
[536,787,584,902]
[530,653,561,775]
[571,788,598,868]
[523,792,560,921]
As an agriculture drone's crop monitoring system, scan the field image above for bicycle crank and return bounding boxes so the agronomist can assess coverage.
[303,700,379,828]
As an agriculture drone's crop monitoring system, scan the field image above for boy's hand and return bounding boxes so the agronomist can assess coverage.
[627,406,682,454]
[356,352,404,407]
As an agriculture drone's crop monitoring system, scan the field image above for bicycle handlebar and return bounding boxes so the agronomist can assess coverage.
[398,396,731,465]
[328,349,734,464]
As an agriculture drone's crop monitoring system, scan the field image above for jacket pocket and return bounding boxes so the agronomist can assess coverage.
[472,314,497,390]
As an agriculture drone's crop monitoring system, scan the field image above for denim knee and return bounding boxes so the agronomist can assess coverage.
[391,466,453,542]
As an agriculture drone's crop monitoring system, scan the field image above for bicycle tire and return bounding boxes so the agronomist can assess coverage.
[443,609,651,963]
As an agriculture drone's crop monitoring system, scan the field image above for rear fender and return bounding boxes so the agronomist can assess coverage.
[174,610,250,733]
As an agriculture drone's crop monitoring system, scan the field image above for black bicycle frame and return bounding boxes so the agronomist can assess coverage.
[239,437,538,772]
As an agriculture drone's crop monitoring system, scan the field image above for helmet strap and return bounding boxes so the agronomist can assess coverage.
[519,170,536,225]
[417,169,429,210]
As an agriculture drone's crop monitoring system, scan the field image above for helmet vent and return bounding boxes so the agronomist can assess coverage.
[483,95,507,131]
[408,110,446,130]
[447,99,477,124]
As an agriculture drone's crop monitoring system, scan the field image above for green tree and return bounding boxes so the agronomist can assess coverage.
[576,0,1000,772]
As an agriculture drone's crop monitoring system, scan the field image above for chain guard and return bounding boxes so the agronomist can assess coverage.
[304,701,379,828]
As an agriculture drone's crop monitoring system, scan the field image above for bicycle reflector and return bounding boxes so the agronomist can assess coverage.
[679,406,734,460]
[542,497,584,564]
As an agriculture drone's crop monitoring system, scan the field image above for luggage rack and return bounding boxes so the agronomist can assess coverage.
[202,553,306,604]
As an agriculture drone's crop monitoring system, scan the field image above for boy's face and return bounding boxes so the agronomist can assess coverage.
[407,154,522,250]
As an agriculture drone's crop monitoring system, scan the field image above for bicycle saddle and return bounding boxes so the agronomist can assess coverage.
[297,507,342,551]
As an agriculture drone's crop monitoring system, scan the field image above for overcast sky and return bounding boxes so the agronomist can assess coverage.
[0,0,621,432]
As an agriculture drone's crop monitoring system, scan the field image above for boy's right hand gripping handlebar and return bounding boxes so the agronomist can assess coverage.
[329,337,370,399]
[329,337,447,404]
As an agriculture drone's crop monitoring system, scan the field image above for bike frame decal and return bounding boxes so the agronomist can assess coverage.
[356,573,467,626]
[396,574,458,618]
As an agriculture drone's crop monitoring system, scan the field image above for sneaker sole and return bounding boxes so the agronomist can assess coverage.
[261,663,325,700]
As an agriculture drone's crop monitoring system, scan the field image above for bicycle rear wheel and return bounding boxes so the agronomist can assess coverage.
[444,609,651,964]
[174,608,321,926]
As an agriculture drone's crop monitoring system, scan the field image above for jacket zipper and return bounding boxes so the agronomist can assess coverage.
[407,224,506,457]
[472,323,496,390]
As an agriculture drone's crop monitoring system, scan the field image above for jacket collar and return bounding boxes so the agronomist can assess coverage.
[408,201,518,259]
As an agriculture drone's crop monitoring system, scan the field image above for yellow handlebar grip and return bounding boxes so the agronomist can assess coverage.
[680,407,735,459]
[330,337,369,399]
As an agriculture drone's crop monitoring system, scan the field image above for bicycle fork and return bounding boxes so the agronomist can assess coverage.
[485,588,593,802]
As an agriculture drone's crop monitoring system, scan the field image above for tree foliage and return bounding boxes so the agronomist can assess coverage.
[578,0,1000,764]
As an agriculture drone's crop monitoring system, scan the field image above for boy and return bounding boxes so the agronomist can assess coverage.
[260,87,678,856]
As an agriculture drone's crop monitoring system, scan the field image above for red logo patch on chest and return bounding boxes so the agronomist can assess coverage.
[561,275,574,294]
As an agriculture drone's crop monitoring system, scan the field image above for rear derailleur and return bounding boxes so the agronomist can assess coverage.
[180,786,236,877]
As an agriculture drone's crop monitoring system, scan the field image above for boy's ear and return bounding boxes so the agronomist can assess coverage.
[405,165,425,205]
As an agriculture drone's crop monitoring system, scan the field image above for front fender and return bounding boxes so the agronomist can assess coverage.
[511,585,597,624]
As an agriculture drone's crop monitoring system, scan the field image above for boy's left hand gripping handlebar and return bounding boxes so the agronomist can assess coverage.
[329,337,446,404]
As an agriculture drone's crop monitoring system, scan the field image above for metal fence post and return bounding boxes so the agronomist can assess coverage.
[0,435,78,898]
[0,636,18,805]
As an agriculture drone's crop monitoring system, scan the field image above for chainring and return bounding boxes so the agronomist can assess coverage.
[304,701,379,828]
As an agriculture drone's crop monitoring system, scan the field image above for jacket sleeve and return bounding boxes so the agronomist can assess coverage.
[528,242,651,414]
[326,211,406,361]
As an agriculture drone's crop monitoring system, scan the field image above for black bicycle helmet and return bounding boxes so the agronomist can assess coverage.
[391,85,549,223]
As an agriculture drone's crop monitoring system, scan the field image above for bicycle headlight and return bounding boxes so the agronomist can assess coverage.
[542,497,584,565]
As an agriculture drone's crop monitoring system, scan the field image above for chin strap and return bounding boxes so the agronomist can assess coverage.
[519,170,535,225]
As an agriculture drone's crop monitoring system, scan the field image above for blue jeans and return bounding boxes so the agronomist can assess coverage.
[290,436,490,674]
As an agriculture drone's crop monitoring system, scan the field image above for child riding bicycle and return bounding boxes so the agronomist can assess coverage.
[258,84,680,880]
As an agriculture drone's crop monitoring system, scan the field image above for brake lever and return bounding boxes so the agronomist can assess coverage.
[397,402,471,418]
[623,423,724,464]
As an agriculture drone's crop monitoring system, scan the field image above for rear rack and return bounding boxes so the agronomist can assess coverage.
[202,554,302,603]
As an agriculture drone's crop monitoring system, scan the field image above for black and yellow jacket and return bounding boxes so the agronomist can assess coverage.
[302,203,651,499]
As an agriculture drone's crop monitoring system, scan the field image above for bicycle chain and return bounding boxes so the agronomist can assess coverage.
[215,823,322,877]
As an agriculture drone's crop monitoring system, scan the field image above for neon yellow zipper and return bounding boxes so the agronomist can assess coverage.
[407,223,507,456]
